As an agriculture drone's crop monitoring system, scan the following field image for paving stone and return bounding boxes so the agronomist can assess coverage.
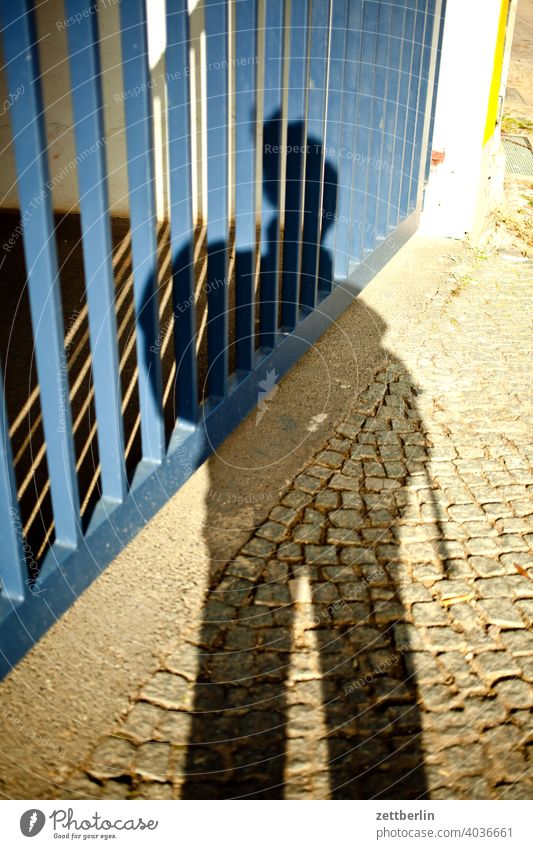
[329,473,364,491]
[340,491,365,509]
[314,489,339,510]
[476,599,524,629]
[293,523,322,544]
[472,651,521,685]
[134,782,174,799]
[494,679,533,710]
[224,627,257,651]
[203,599,238,623]
[500,630,533,656]
[215,576,254,607]
[474,577,514,598]
[445,559,475,579]
[420,685,462,713]
[404,652,445,685]
[402,542,439,562]
[466,538,502,557]
[467,697,508,729]
[256,521,287,543]
[241,536,277,558]
[269,505,299,525]
[424,627,467,652]
[134,742,171,781]
[255,584,291,607]
[373,601,405,626]
[448,505,486,522]
[366,477,401,491]
[140,672,194,711]
[294,473,326,494]
[515,599,533,626]
[304,545,338,565]
[329,508,364,529]
[316,450,345,468]
[277,542,303,562]
[469,556,506,577]
[507,575,533,599]
[399,584,433,603]
[393,623,425,651]
[227,557,265,581]
[411,602,448,626]
[88,737,136,780]
[282,490,313,509]
[327,527,361,545]
[122,701,165,741]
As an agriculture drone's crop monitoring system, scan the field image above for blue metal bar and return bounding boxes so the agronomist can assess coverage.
[348,0,379,266]
[166,0,198,422]
[259,0,285,347]
[0,365,26,602]
[281,0,310,330]
[373,0,396,243]
[120,0,165,461]
[0,0,81,547]
[362,0,390,254]
[387,0,414,230]
[65,0,127,502]
[399,0,426,220]
[332,0,363,280]
[300,0,332,310]
[408,0,434,213]
[234,0,258,369]
[424,0,446,185]
[204,0,229,397]
[317,0,348,296]
[379,1,407,234]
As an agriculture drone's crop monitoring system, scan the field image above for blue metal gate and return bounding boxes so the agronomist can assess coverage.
[0,0,444,675]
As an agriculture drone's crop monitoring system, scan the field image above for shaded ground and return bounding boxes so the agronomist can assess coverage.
[60,220,533,800]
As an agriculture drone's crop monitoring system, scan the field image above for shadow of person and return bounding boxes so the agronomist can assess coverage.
[177,115,439,799]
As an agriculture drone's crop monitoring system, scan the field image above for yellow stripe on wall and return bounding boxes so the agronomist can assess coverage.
[483,0,510,145]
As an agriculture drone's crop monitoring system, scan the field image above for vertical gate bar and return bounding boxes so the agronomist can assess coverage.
[348,0,379,266]
[418,0,444,210]
[166,0,198,422]
[399,0,426,220]
[259,0,285,348]
[362,0,389,254]
[377,1,405,238]
[317,0,348,296]
[386,0,415,230]
[120,0,165,461]
[373,0,395,243]
[281,0,311,330]
[332,1,363,281]
[0,366,26,602]
[65,0,127,502]
[234,0,258,369]
[204,0,229,397]
[300,0,332,311]
[0,0,81,547]
[408,0,434,213]
[423,0,446,186]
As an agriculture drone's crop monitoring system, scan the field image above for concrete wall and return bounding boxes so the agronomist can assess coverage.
[421,0,515,239]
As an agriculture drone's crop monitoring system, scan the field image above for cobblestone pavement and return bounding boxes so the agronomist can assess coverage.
[61,241,533,800]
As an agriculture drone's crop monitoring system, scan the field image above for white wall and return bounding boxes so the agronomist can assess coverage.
[420,0,510,238]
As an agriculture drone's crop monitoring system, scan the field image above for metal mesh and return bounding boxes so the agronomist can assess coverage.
[503,135,533,176]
